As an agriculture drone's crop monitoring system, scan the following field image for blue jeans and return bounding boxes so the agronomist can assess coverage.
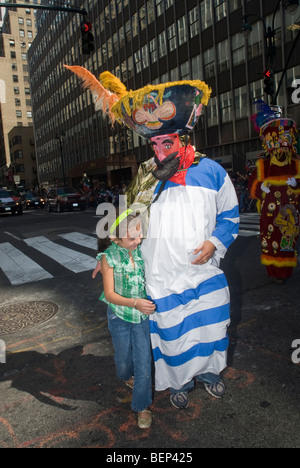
[170,372,221,394]
[107,306,152,412]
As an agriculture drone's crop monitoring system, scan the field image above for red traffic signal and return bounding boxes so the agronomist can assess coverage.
[81,21,94,55]
[81,21,92,33]
[263,69,274,96]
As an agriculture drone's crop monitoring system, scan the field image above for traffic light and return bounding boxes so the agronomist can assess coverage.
[81,21,95,54]
[263,69,275,96]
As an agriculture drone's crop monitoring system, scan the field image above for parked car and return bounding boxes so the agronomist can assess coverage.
[45,187,86,212]
[0,189,23,215]
[22,192,45,209]
[7,189,22,205]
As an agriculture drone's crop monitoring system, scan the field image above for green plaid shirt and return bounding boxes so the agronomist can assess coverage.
[97,242,148,323]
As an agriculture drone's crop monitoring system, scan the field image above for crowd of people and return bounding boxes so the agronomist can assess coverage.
[75,166,256,214]
[77,182,128,208]
[229,169,257,213]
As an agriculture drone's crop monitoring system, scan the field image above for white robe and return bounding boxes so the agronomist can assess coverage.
[141,158,239,391]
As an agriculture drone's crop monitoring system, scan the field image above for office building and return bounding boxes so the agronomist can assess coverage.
[0,0,41,187]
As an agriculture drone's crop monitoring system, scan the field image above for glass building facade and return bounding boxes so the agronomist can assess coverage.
[28,0,300,187]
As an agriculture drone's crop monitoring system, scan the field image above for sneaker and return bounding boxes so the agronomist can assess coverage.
[170,391,189,409]
[204,379,226,399]
[138,409,152,429]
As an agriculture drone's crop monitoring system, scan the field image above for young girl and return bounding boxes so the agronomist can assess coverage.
[92,209,155,429]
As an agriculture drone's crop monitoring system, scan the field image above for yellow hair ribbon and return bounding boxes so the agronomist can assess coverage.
[110,209,134,235]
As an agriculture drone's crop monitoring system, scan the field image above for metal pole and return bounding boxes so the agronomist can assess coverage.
[58,138,66,187]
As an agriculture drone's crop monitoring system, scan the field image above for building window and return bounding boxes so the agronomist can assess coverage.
[134,50,142,74]
[9,39,15,47]
[203,47,215,79]
[214,0,227,22]
[219,91,232,123]
[16,110,22,118]
[246,21,263,60]
[15,98,21,106]
[13,75,19,83]
[149,38,158,64]
[158,31,167,57]
[217,39,229,73]
[234,86,248,119]
[19,29,25,37]
[207,96,218,127]
[14,87,20,94]
[177,16,187,46]
[200,0,212,31]
[167,24,176,52]
[189,6,200,39]
[231,33,245,66]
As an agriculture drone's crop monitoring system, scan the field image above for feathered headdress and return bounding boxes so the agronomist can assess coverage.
[64,65,211,138]
[250,99,280,133]
[64,65,125,125]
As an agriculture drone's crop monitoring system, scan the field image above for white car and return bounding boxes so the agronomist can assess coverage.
[0,189,23,215]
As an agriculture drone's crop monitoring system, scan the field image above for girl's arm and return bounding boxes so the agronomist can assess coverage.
[101,255,156,314]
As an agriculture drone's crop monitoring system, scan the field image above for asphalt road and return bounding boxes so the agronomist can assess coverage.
[0,208,299,450]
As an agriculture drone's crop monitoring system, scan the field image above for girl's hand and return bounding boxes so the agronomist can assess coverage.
[135,299,156,314]
[92,260,102,278]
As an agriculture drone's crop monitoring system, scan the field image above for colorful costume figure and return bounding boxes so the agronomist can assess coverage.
[66,65,239,399]
[249,101,300,281]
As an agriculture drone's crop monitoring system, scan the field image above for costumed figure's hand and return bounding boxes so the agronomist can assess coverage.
[261,181,270,193]
[191,240,216,265]
[92,260,102,278]
[135,299,156,315]
[287,177,297,187]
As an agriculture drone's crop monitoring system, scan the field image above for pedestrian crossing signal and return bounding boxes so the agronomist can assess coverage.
[81,21,95,55]
[263,69,274,96]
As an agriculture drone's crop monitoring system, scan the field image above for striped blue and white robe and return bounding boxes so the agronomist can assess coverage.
[141,158,239,391]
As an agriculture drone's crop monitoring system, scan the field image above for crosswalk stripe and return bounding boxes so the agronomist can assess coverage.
[238,213,260,237]
[0,242,53,285]
[24,236,96,273]
[58,232,97,250]
[0,217,262,287]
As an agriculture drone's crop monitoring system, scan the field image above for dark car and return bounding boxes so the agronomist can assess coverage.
[0,189,23,215]
[7,189,22,205]
[22,192,45,209]
[45,187,86,212]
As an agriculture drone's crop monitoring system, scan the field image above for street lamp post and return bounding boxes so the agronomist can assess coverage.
[241,0,299,105]
[55,132,67,187]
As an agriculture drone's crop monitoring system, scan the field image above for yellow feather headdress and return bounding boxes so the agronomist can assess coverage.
[65,65,211,138]
[64,65,121,125]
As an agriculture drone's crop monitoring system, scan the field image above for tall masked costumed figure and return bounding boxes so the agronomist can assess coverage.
[65,65,239,408]
[249,100,300,283]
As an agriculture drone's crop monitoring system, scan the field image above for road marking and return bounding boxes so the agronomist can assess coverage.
[3,232,22,241]
[24,236,96,273]
[0,242,53,285]
[58,232,97,250]
[238,213,260,237]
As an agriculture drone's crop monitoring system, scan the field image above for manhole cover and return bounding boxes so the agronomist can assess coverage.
[0,301,58,335]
